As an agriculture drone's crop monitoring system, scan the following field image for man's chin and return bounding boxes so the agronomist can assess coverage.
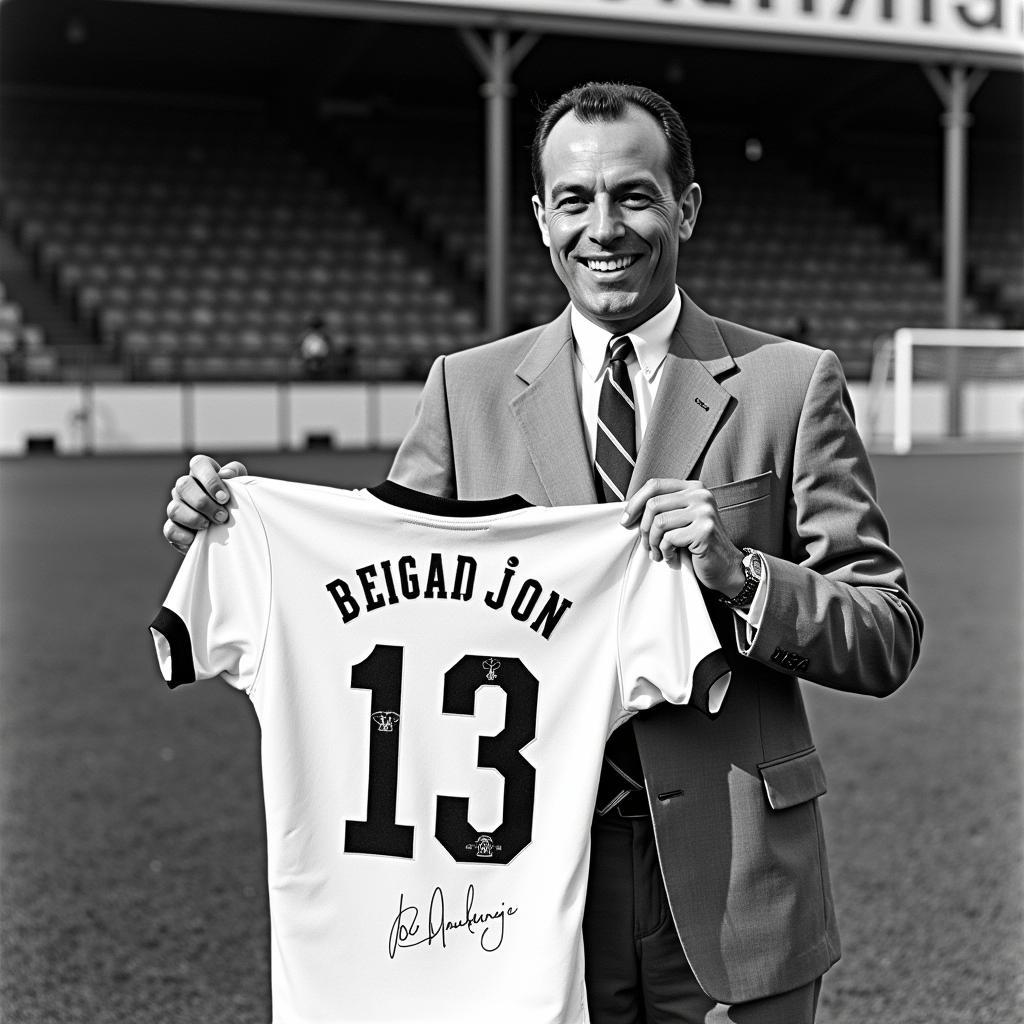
[575,289,642,325]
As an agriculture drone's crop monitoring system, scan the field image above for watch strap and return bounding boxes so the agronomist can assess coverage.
[717,547,762,608]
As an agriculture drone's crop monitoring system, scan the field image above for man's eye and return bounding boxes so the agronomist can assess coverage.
[556,197,586,210]
[622,194,652,207]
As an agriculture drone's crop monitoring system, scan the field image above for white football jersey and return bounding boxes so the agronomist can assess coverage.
[150,478,730,1024]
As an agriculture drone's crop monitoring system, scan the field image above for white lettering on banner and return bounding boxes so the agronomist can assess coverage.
[369,0,1024,58]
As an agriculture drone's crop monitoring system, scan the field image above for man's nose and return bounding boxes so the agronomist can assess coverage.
[588,197,625,245]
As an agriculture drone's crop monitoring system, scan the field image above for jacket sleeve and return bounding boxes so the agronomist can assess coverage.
[737,348,924,697]
[388,355,457,497]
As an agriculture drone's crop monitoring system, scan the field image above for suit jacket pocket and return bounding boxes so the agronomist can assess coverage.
[758,747,827,810]
[710,471,772,512]
[710,472,774,550]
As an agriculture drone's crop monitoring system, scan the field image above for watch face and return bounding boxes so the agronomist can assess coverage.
[746,552,763,580]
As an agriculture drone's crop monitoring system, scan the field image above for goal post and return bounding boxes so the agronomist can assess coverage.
[888,328,1024,454]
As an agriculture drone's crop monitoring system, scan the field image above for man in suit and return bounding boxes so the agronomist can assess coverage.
[164,82,923,1023]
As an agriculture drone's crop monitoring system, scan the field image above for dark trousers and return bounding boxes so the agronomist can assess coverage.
[583,811,822,1024]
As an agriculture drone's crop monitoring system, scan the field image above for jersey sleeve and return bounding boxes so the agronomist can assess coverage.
[617,547,731,717]
[149,481,271,693]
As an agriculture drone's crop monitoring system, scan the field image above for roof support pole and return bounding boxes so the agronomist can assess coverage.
[922,63,987,436]
[460,28,538,339]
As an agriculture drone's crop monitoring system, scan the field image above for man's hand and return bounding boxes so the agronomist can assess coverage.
[163,454,248,555]
[621,478,745,597]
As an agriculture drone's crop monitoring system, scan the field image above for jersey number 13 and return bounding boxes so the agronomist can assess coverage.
[343,644,538,866]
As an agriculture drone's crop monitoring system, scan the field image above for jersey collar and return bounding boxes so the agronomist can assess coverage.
[368,481,532,517]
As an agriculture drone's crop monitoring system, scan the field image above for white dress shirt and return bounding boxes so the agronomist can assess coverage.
[569,287,767,638]
[571,288,681,461]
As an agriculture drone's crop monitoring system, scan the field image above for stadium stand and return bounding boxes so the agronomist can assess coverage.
[0,277,55,381]
[828,131,1023,326]
[0,95,483,382]
[0,93,1012,383]
[340,111,1005,380]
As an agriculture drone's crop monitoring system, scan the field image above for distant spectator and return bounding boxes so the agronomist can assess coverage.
[298,316,331,379]
[5,335,27,382]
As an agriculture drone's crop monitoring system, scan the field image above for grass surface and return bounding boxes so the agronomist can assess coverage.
[1,449,1021,1023]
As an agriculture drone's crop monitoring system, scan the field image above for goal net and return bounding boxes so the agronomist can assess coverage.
[863,329,1024,453]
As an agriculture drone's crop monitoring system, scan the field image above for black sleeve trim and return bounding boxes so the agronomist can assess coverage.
[150,607,196,689]
[691,649,731,718]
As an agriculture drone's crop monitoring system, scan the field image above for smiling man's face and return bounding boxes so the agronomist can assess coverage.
[532,105,700,334]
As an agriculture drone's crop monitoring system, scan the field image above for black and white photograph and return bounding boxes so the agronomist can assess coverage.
[0,0,1021,1021]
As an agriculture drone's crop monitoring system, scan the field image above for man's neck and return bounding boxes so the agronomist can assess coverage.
[571,289,681,341]
[572,290,680,338]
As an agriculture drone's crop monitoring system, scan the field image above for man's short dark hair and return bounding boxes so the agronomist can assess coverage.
[531,82,695,201]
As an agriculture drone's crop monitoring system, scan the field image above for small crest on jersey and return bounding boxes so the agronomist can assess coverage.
[371,710,401,733]
[482,658,501,681]
[466,834,501,858]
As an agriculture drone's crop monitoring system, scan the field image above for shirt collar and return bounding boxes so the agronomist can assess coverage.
[571,288,681,383]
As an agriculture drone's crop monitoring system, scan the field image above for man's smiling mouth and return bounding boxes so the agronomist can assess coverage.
[579,255,640,273]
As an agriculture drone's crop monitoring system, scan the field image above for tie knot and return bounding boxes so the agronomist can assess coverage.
[608,335,633,364]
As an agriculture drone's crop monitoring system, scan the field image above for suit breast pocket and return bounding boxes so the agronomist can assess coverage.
[710,472,773,547]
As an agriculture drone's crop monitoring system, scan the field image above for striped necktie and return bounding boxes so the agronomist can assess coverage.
[594,335,637,503]
[594,335,646,814]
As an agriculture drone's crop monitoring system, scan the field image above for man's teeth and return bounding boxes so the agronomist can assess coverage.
[585,256,636,271]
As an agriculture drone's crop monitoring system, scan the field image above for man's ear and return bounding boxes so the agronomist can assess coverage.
[678,182,702,243]
[532,194,552,247]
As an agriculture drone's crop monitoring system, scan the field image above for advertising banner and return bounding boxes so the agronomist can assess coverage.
[368,0,1023,61]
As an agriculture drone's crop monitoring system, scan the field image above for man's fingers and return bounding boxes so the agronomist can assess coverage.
[623,480,742,589]
[640,491,692,537]
[166,493,218,532]
[162,453,246,557]
[645,508,695,557]
[621,478,697,526]
[172,474,229,524]
[163,518,197,555]
[187,454,242,504]
[656,528,696,565]
[621,478,662,526]
[621,480,658,526]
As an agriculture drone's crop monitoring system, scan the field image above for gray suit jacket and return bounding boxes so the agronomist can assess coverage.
[389,294,923,1003]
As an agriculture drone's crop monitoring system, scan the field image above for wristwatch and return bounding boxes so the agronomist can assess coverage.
[717,548,763,608]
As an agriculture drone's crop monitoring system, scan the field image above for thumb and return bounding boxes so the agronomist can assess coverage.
[219,461,249,479]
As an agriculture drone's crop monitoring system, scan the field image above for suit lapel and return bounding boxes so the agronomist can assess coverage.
[509,295,737,505]
[509,307,599,506]
[631,293,735,492]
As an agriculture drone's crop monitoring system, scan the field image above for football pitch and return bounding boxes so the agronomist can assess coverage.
[1,449,1021,1023]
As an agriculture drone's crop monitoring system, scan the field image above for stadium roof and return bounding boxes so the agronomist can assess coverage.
[105,0,1024,70]
[1,0,1020,139]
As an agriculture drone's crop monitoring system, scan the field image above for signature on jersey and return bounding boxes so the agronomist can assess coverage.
[387,884,518,958]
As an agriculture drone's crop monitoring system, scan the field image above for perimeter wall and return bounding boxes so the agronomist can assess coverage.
[2,381,1022,455]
